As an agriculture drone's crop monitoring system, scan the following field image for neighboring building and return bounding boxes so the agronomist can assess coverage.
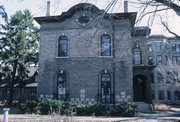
[0,65,38,102]
[147,35,180,104]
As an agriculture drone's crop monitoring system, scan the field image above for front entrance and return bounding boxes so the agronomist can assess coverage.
[133,75,147,102]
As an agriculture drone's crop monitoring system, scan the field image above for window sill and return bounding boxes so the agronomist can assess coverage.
[55,57,69,59]
[98,56,113,58]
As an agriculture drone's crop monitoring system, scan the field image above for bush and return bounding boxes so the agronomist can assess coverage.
[76,103,109,116]
[19,100,39,114]
[19,100,137,116]
[92,103,109,116]
[34,99,73,115]
[19,99,73,115]
[111,102,137,117]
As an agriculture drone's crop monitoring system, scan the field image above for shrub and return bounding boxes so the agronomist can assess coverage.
[76,103,109,116]
[19,100,39,114]
[19,99,73,115]
[19,100,137,116]
[111,102,137,117]
[36,99,72,115]
[37,99,50,114]
[92,103,109,116]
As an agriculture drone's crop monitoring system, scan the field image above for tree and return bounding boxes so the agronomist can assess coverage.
[0,10,39,104]
[157,59,180,84]
[0,5,7,34]
[146,0,180,16]
[0,5,7,21]
[136,0,180,37]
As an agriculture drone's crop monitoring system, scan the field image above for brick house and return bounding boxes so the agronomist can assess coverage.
[35,3,143,103]
[34,3,154,104]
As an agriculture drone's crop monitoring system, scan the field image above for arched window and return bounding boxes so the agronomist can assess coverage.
[58,36,68,57]
[57,72,67,100]
[101,35,111,56]
[133,48,142,65]
[101,73,111,103]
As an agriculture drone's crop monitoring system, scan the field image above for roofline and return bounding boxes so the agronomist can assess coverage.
[34,3,137,25]
[132,26,151,36]
[148,35,180,40]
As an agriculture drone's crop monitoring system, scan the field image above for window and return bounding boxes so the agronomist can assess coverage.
[133,48,142,65]
[57,72,67,100]
[175,91,180,100]
[157,72,163,83]
[58,36,68,57]
[167,91,171,100]
[165,44,168,51]
[172,44,176,51]
[78,16,90,25]
[101,35,111,56]
[166,72,173,83]
[173,72,180,83]
[165,56,168,65]
[172,56,180,65]
[158,91,164,100]
[176,56,180,64]
[156,55,162,65]
[101,73,111,103]
[172,44,180,52]
[176,44,180,51]
[155,42,161,51]
[148,56,153,65]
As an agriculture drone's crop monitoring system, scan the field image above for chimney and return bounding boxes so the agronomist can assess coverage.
[46,1,50,16]
[124,1,128,13]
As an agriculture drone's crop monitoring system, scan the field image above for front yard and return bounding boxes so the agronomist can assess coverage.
[0,104,179,122]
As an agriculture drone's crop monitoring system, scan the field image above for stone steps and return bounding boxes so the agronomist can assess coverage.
[135,102,154,113]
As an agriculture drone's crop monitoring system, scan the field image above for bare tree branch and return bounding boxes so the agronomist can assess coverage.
[136,7,171,24]
[154,0,180,16]
[161,21,180,38]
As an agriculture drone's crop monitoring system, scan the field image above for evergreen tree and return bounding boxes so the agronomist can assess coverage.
[0,10,39,104]
[0,5,7,34]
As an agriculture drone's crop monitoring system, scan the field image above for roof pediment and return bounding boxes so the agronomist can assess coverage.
[67,3,104,13]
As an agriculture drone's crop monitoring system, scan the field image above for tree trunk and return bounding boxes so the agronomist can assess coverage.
[8,61,17,105]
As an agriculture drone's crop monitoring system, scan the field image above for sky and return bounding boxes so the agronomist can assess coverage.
[1,0,180,37]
